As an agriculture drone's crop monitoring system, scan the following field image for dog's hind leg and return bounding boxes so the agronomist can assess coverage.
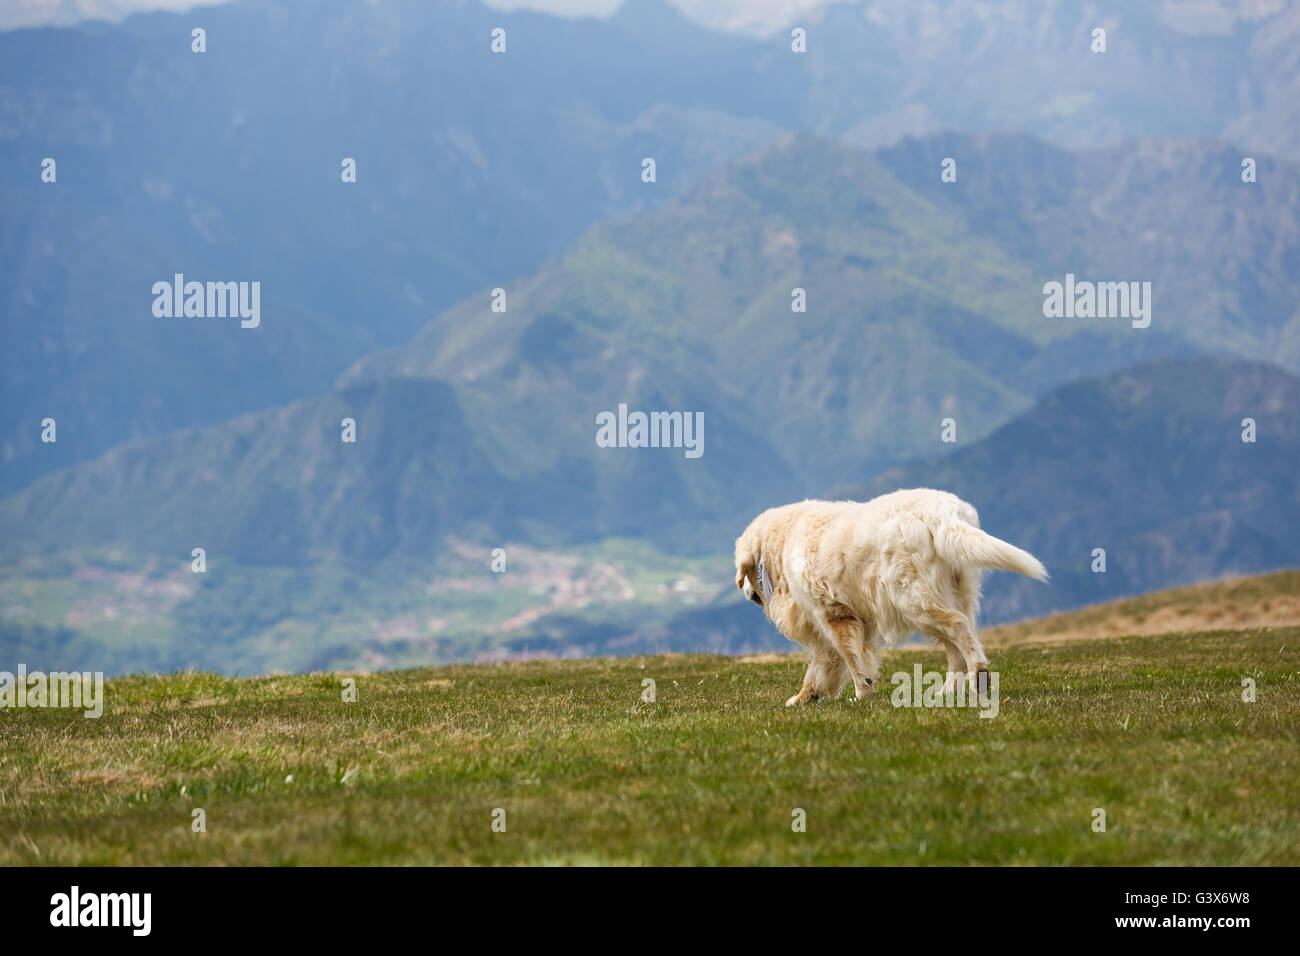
[952,570,991,694]
[938,638,967,694]
[964,629,992,697]
[924,609,990,696]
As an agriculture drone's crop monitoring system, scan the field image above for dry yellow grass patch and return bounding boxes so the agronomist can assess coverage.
[984,569,1300,646]
[735,652,796,664]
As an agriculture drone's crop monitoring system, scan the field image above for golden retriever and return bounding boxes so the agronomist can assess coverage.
[734,488,1047,705]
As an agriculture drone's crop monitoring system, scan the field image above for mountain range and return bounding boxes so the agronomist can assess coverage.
[4,0,1300,492]
[6,352,1293,673]
[3,0,1299,675]
[4,129,1300,673]
[7,130,1299,562]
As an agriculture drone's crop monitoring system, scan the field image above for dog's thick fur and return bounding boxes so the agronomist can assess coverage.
[734,489,1047,706]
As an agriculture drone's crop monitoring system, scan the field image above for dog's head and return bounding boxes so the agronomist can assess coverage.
[735,523,772,607]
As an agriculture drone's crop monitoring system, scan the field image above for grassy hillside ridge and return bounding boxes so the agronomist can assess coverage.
[3,627,1296,865]
[680,568,1300,661]
[983,569,1300,646]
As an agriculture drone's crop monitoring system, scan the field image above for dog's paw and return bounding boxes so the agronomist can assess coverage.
[966,666,991,697]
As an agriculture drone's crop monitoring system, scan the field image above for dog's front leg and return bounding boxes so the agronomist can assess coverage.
[820,610,878,701]
[786,642,846,706]
[785,669,820,707]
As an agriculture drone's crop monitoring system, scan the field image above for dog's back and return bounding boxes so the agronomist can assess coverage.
[853,488,1046,582]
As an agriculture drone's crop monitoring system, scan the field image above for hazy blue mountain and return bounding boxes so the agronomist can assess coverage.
[5,0,1300,494]
[341,131,1300,486]
[4,1,1299,675]
[5,132,1298,565]
[799,0,1300,155]
[5,352,1292,675]
[0,0,783,492]
[1,369,794,567]
[875,132,1300,379]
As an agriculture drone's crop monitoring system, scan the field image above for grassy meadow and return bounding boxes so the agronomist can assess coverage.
[2,620,1297,865]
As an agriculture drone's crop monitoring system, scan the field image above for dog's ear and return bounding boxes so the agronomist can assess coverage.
[736,559,754,592]
[737,560,765,606]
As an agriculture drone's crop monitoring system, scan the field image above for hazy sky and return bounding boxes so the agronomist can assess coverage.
[0,0,830,35]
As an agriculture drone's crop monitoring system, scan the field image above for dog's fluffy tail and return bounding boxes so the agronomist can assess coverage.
[935,521,1048,581]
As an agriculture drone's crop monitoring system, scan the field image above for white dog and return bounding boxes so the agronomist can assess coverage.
[734,488,1047,706]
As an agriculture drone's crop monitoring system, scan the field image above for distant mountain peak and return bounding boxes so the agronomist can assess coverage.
[612,0,689,23]
[609,0,746,51]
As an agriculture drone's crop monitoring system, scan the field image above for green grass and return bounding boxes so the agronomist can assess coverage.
[2,627,1297,865]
